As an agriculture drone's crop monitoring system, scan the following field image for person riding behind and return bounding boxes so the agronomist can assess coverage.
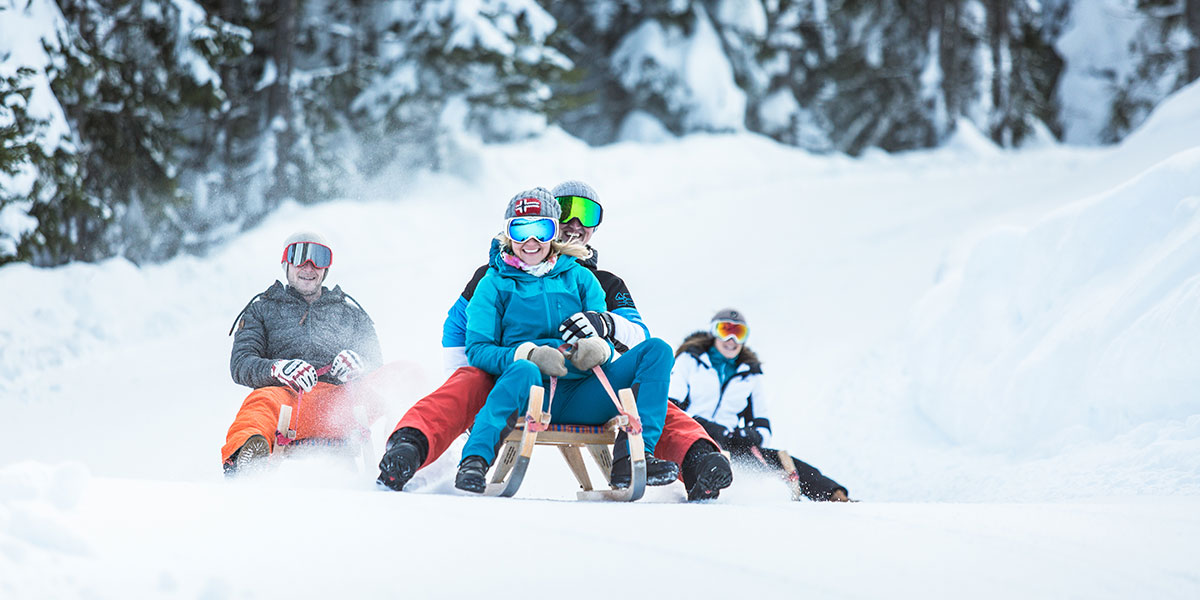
[670,308,850,502]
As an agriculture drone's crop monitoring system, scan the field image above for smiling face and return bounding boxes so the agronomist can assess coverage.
[512,236,553,265]
[286,262,327,302]
[559,218,595,246]
[714,336,742,359]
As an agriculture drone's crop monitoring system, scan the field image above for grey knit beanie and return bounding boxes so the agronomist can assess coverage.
[504,187,560,220]
[552,180,599,205]
[711,308,747,325]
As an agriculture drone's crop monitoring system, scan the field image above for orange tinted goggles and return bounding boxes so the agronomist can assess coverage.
[712,320,749,343]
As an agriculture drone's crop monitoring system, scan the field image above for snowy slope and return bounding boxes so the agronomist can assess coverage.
[3,85,1200,597]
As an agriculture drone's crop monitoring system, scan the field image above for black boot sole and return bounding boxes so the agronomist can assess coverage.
[377,445,421,491]
[455,476,486,494]
[687,454,733,501]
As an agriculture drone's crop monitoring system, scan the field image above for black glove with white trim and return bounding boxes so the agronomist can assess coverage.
[558,311,615,346]
[727,426,764,449]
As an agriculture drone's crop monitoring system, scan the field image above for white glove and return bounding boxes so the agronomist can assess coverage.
[272,359,317,393]
[329,349,365,383]
[569,336,611,371]
[515,342,567,377]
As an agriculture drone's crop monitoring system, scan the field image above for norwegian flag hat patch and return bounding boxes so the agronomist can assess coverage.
[503,187,561,221]
[514,197,541,216]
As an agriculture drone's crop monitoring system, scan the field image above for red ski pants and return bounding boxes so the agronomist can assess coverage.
[221,362,408,463]
[390,366,715,473]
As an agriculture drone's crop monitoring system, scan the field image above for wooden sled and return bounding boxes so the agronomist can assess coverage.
[485,385,647,501]
[274,400,375,473]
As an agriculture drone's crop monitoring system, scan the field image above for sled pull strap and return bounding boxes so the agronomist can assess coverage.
[591,366,641,434]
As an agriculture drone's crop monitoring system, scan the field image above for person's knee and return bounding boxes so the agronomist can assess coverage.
[641,337,672,360]
[455,366,495,386]
[510,359,542,383]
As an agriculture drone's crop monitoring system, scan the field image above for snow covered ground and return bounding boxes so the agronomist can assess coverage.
[3,82,1199,598]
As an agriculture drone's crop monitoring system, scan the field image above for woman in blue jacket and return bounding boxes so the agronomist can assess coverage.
[455,187,677,493]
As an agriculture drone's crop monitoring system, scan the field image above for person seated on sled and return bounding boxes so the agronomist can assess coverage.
[378,182,732,499]
[222,231,397,475]
[670,308,851,502]
[448,187,679,493]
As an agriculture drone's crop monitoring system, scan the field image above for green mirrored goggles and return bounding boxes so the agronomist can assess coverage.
[556,195,603,228]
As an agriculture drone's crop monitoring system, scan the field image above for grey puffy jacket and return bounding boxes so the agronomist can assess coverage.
[230,281,383,389]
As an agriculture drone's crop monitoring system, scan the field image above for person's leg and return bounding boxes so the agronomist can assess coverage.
[759,448,849,501]
[553,338,672,453]
[221,386,295,466]
[656,402,717,467]
[460,361,541,465]
[288,382,354,440]
[387,367,495,468]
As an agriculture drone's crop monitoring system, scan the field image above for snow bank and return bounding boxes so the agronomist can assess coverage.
[903,146,1200,451]
[0,461,92,569]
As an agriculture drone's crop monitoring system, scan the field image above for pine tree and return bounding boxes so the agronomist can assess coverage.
[1105,0,1200,142]
[352,0,570,175]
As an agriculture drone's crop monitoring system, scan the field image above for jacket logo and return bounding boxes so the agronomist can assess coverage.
[613,292,635,308]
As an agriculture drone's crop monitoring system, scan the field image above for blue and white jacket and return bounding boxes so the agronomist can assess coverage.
[668,332,772,447]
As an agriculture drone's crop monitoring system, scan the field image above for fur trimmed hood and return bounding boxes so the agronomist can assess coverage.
[676,331,762,372]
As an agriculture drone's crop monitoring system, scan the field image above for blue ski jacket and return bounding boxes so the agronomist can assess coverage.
[465,243,610,378]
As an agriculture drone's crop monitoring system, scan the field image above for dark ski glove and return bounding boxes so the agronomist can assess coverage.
[558,311,615,346]
[728,426,764,449]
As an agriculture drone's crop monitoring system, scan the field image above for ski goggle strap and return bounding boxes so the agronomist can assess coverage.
[556,195,603,228]
[282,241,333,269]
[712,320,749,344]
[507,216,559,244]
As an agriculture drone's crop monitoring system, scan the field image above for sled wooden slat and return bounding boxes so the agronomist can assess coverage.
[490,401,644,501]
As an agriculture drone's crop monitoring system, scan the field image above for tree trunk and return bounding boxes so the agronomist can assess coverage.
[1188,0,1200,81]
[939,1,960,120]
[988,0,1011,145]
[269,0,297,203]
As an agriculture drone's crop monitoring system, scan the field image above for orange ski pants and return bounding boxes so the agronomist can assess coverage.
[221,362,408,463]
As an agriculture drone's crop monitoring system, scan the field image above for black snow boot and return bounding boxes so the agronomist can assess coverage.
[681,441,733,501]
[377,429,428,491]
[610,452,679,488]
[455,455,489,494]
[223,434,271,478]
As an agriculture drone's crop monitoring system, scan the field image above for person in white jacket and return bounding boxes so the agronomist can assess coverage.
[669,308,850,501]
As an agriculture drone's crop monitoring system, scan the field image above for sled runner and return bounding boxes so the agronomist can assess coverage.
[485,379,648,501]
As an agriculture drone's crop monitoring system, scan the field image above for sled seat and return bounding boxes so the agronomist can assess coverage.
[486,386,647,501]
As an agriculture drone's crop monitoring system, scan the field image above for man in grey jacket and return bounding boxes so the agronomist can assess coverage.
[222,231,387,475]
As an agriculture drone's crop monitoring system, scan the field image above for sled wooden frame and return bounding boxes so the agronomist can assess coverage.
[274,401,375,473]
[484,385,648,501]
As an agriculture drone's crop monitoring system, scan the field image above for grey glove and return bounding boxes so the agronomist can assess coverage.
[569,336,611,371]
[515,342,567,377]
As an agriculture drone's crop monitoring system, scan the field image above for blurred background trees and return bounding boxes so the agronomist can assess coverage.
[1,0,1197,266]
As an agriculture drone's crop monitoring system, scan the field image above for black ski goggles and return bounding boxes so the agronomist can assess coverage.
[556,195,603,228]
[282,241,333,269]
